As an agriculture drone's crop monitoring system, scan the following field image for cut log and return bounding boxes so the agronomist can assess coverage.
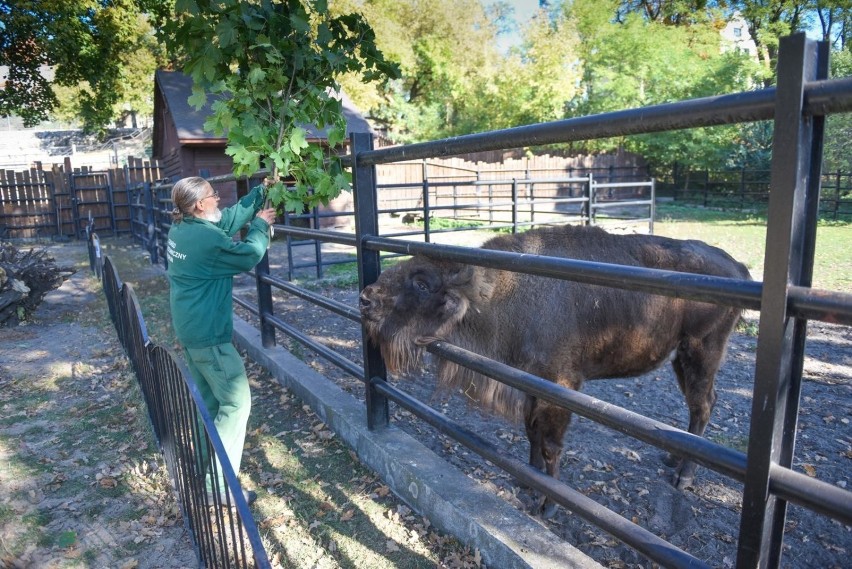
[0,242,76,327]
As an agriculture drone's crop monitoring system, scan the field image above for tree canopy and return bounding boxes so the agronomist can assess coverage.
[0,0,162,133]
[1,0,850,175]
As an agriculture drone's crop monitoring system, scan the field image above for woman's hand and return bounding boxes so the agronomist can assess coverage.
[257,208,277,224]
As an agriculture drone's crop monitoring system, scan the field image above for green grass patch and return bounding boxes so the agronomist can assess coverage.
[654,203,850,291]
[0,504,15,523]
[21,510,52,527]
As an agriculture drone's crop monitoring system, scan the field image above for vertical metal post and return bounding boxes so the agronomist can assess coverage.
[649,178,656,235]
[833,170,841,220]
[583,173,593,226]
[736,34,825,569]
[511,178,518,234]
[422,160,431,242]
[526,167,534,226]
[283,209,294,281]
[255,252,276,348]
[352,133,389,430]
[487,182,493,224]
[422,162,431,243]
[313,206,323,279]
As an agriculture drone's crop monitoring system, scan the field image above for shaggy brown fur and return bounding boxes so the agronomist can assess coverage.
[360,224,751,516]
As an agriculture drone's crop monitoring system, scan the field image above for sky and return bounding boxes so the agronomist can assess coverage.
[484,0,547,52]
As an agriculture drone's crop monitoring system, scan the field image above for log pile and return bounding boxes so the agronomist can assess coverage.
[0,242,76,327]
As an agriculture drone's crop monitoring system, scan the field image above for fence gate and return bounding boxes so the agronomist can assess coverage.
[69,169,115,238]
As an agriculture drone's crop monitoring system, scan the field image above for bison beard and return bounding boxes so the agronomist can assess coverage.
[359,224,751,518]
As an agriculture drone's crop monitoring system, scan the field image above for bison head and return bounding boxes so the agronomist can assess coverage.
[359,256,490,373]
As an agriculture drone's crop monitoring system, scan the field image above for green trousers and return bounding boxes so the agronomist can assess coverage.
[183,343,251,490]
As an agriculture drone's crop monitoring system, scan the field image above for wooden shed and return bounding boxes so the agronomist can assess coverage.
[152,69,373,214]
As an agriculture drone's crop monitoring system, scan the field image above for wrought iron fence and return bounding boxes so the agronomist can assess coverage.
[94,242,271,568]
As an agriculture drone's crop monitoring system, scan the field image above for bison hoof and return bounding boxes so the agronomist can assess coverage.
[538,497,558,519]
[672,471,694,490]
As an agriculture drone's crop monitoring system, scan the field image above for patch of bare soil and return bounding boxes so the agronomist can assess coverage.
[233,270,852,569]
[0,243,196,569]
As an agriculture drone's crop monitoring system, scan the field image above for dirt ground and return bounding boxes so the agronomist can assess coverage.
[0,243,197,569]
[232,246,852,568]
[1,240,485,569]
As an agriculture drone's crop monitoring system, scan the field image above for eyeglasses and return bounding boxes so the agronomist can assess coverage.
[200,190,219,201]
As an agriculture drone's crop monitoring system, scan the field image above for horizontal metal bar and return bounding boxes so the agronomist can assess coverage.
[427,341,748,481]
[364,238,849,324]
[787,285,852,325]
[344,77,852,166]
[260,273,361,322]
[233,295,259,316]
[363,236,763,311]
[349,77,852,167]
[371,378,710,569]
[269,225,357,247]
[593,200,654,209]
[350,90,777,166]
[805,75,852,115]
[471,177,592,186]
[423,197,590,211]
[264,313,364,380]
[594,181,655,189]
[769,464,852,525]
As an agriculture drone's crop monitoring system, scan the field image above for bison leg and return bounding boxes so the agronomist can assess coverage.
[525,399,572,518]
[667,333,726,489]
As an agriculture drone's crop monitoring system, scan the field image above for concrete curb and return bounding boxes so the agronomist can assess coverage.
[233,316,601,569]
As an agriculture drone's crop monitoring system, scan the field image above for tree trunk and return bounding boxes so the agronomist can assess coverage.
[0,242,76,327]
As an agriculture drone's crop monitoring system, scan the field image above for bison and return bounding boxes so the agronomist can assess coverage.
[359,224,751,517]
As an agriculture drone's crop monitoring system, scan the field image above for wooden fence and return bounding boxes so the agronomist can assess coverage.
[0,151,648,240]
[0,157,162,239]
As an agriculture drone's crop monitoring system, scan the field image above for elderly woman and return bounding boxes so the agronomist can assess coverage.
[166,176,276,505]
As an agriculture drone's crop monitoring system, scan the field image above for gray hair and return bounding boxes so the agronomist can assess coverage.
[171,177,210,223]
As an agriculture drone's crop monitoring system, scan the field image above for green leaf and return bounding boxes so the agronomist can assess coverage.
[327,124,346,147]
[216,20,237,49]
[289,127,309,154]
[187,86,207,110]
[247,66,267,85]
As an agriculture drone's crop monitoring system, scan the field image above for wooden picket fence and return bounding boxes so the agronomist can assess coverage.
[0,157,162,239]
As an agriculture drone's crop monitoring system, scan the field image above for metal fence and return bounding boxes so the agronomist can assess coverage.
[93,237,271,568]
[122,34,852,568]
[130,168,655,280]
[671,167,852,218]
[225,34,850,569]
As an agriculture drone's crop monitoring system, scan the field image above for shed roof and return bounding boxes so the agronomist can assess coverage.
[155,70,373,145]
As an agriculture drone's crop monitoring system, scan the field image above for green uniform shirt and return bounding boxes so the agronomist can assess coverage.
[167,185,269,349]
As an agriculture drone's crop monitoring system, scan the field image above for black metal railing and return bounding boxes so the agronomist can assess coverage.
[95,247,271,568]
[114,32,852,569]
[229,34,851,569]
[128,167,654,278]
